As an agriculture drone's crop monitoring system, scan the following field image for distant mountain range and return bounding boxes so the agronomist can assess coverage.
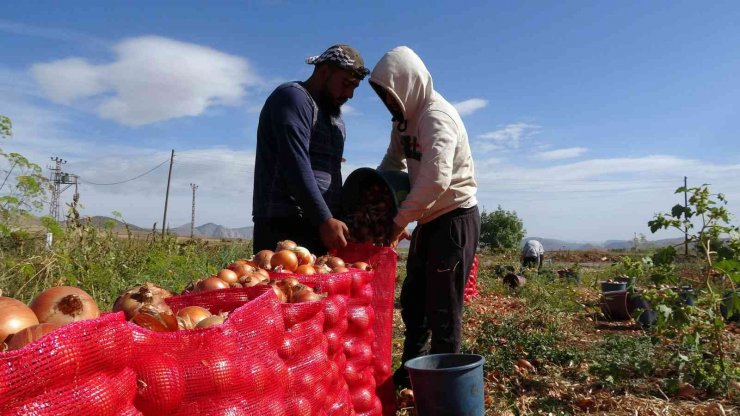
[58,216,684,250]
[529,236,684,251]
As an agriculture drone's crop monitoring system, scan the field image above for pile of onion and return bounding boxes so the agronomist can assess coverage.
[273,277,325,303]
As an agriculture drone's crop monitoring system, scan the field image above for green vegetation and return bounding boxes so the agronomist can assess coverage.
[1,205,252,307]
[479,205,526,253]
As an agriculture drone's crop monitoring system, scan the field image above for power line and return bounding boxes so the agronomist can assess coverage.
[77,159,170,186]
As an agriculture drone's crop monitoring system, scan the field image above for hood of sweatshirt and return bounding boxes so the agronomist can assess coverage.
[369,46,434,123]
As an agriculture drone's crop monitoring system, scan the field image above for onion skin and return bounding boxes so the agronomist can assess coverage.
[0,297,40,344]
[29,286,99,326]
[6,323,60,350]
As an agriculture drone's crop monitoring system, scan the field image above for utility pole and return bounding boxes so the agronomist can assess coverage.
[46,157,79,222]
[683,176,689,257]
[161,149,175,237]
[190,183,198,238]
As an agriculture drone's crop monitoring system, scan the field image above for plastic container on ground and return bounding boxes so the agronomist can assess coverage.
[404,353,485,416]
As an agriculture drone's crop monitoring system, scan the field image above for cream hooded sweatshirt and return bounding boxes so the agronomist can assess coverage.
[372,46,477,229]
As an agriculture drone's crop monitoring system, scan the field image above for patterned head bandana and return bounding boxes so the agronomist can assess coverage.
[306,44,370,80]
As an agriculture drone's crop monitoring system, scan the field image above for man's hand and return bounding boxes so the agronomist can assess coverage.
[389,223,411,248]
[319,218,349,251]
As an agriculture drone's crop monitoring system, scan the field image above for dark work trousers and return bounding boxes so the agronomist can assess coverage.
[522,255,542,271]
[253,217,327,255]
[393,205,480,389]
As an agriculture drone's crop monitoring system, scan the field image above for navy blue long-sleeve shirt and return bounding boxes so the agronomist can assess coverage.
[252,82,345,225]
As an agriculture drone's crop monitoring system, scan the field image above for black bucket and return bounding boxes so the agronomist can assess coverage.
[342,168,410,215]
[341,168,410,244]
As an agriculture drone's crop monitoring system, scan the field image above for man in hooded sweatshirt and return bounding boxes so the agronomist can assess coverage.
[369,46,480,390]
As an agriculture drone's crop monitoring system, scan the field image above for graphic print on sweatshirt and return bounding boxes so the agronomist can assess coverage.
[401,135,422,161]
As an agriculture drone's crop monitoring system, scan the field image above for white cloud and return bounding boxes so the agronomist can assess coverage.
[342,104,359,115]
[534,147,587,160]
[31,36,261,126]
[477,122,540,149]
[452,98,487,116]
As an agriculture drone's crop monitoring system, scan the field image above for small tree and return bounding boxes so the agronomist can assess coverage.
[480,205,526,252]
[646,184,739,393]
[0,115,50,236]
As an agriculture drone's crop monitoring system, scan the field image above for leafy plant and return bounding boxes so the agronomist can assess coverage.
[479,205,526,253]
[588,335,657,385]
[1,115,50,238]
[646,184,739,393]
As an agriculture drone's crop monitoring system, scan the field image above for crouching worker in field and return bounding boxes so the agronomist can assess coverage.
[521,239,545,272]
[252,45,369,254]
[369,46,480,390]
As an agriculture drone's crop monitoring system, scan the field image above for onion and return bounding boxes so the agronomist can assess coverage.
[327,256,345,270]
[113,283,173,320]
[269,284,288,302]
[275,240,297,251]
[217,268,239,284]
[290,286,325,303]
[351,262,373,271]
[239,272,264,287]
[315,263,332,274]
[228,262,255,277]
[7,323,58,350]
[316,255,345,270]
[295,264,316,275]
[197,277,230,292]
[132,312,166,332]
[177,306,212,329]
[333,266,350,273]
[292,246,313,266]
[253,250,274,270]
[195,315,225,329]
[271,250,299,272]
[0,296,39,344]
[30,286,99,326]
[255,268,270,281]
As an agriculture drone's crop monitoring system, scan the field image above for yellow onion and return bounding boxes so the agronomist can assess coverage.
[177,306,212,330]
[0,297,39,344]
[30,286,99,326]
[6,323,59,351]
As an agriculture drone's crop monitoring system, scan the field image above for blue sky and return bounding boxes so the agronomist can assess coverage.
[1,1,739,241]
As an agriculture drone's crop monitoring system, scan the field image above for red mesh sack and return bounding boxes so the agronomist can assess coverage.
[464,255,480,302]
[335,243,397,415]
[284,271,357,416]
[131,289,287,415]
[0,312,136,414]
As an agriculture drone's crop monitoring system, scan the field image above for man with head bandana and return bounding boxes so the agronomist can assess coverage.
[252,45,369,254]
[369,46,480,390]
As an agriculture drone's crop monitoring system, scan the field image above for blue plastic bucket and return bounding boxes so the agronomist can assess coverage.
[404,353,485,416]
